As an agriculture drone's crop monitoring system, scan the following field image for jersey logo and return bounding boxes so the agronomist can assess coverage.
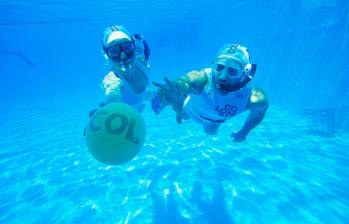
[216,104,238,118]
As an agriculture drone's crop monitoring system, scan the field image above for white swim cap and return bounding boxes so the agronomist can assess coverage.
[102,25,133,49]
[215,44,250,68]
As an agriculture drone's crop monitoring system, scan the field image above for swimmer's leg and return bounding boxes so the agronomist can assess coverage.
[182,111,190,120]
[203,123,220,135]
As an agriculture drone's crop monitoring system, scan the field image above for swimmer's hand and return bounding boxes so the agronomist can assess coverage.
[230,130,247,142]
[153,78,185,124]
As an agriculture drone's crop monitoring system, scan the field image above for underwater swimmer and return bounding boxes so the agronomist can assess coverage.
[89,25,151,117]
[152,44,268,142]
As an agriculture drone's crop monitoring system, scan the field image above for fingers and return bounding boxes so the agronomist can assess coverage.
[164,77,175,89]
[172,99,183,124]
[152,81,161,87]
[152,81,167,90]
[173,84,181,95]
[230,131,247,142]
[176,105,183,124]
[153,77,174,91]
[153,77,184,123]
[176,112,182,124]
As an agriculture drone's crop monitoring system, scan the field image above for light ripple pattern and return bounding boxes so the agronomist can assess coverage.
[0,102,348,224]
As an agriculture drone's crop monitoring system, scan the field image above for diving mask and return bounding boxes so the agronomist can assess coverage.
[105,41,135,62]
[214,56,245,81]
[213,61,257,92]
[215,61,244,79]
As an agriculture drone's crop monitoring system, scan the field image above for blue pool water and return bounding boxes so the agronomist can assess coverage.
[1,0,349,223]
[0,99,348,223]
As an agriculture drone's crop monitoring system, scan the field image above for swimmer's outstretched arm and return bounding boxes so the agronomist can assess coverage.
[102,71,123,104]
[172,70,208,96]
[153,70,207,123]
[231,85,269,142]
[89,72,123,118]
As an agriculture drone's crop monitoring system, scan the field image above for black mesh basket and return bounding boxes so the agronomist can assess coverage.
[303,109,335,137]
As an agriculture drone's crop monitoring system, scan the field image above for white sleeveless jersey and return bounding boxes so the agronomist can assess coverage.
[118,67,149,108]
[183,68,252,125]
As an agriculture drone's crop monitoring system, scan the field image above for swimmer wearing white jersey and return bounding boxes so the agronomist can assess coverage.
[152,44,268,142]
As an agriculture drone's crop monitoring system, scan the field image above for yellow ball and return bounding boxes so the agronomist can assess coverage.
[85,103,146,165]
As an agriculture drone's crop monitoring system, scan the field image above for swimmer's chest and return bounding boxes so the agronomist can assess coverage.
[123,70,148,94]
